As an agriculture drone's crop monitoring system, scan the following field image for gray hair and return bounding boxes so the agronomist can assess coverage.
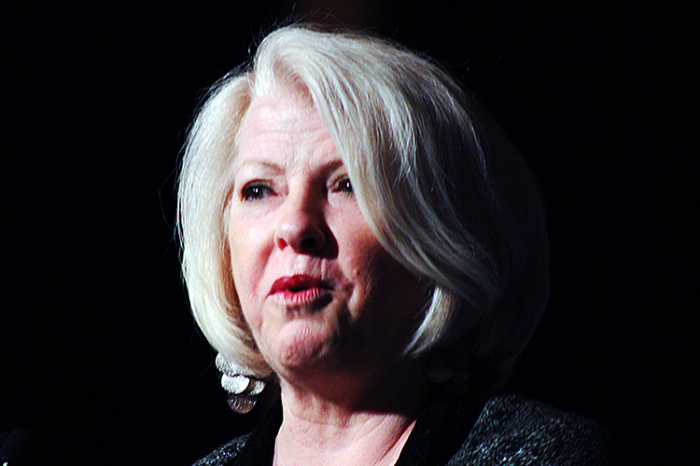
[178,25,550,389]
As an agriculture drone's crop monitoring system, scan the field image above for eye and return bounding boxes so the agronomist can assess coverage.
[241,182,272,201]
[337,177,353,194]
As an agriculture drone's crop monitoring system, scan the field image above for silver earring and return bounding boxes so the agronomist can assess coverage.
[215,353,266,414]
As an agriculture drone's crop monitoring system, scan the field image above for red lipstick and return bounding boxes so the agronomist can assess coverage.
[269,274,331,304]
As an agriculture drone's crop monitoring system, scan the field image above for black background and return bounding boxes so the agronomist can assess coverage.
[3,1,695,465]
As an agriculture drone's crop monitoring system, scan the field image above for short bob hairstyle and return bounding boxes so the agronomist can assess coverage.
[178,25,549,390]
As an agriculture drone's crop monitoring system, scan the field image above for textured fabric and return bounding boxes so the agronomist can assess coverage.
[192,436,248,466]
[192,394,619,466]
[446,395,616,466]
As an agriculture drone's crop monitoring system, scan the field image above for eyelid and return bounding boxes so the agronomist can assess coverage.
[332,174,353,194]
[240,180,274,201]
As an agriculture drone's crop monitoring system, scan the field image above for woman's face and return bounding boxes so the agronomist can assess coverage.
[227,92,426,385]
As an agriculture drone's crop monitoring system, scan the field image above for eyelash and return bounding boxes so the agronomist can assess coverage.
[239,177,353,201]
[337,177,353,194]
[241,183,272,201]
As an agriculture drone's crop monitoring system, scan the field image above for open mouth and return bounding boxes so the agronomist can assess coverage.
[271,275,328,293]
[270,275,332,305]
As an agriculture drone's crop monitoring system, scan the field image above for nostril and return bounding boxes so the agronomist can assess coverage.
[299,234,323,252]
[274,197,328,253]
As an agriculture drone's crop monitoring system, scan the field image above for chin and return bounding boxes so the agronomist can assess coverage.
[269,318,343,374]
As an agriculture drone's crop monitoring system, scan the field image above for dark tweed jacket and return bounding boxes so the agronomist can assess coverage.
[193,394,622,466]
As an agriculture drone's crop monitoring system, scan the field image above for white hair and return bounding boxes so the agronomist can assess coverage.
[178,25,549,389]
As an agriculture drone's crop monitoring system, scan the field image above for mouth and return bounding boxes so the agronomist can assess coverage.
[269,274,332,305]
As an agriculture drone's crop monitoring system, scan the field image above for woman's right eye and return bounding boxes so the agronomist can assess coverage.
[241,183,271,201]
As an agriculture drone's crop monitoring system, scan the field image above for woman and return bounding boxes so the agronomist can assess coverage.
[179,25,616,466]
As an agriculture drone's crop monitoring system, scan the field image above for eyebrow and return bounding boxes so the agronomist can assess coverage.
[233,158,346,174]
[231,159,282,175]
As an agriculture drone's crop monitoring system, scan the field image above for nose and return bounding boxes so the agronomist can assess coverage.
[274,188,327,254]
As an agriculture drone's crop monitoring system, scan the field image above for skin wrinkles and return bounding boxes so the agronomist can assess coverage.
[227,90,430,466]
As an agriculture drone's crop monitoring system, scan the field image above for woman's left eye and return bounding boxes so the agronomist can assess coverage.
[337,177,353,194]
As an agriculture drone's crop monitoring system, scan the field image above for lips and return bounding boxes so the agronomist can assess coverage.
[269,274,332,305]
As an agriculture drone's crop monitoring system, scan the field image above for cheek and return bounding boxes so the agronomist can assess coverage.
[340,228,381,277]
[228,223,269,322]
[348,234,426,329]
[342,231,396,307]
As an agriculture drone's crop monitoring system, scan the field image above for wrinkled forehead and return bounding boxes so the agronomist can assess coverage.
[233,92,339,176]
[240,70,369,189]
[243,91,318,133]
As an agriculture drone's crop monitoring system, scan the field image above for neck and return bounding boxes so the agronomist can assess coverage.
[272,358,429,466]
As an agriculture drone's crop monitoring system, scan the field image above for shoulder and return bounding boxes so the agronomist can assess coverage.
[448,394,621,465]
[191,434,250,466]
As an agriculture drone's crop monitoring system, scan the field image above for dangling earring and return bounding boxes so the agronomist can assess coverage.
[215,353,267,414]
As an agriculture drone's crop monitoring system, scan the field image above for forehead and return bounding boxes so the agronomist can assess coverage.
[235,92,338,168]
